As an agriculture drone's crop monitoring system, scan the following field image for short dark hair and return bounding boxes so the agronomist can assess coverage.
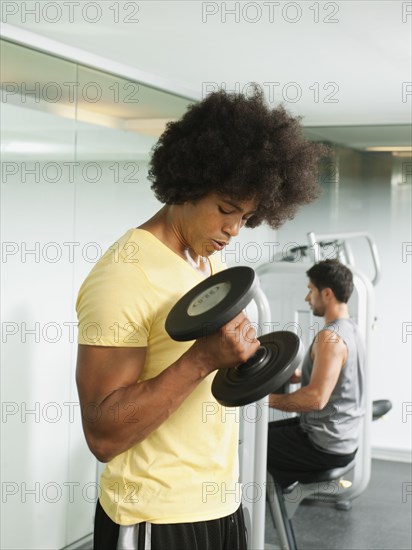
[306,260,354,303]
[148,86,329,229]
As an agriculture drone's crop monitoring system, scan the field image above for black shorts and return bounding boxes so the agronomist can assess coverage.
[93,499,248,550]
[267,417,357,484]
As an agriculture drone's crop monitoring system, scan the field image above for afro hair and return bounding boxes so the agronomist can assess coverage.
[148,86,329,229]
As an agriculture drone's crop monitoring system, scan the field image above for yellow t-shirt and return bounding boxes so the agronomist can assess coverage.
[76,228,241,525]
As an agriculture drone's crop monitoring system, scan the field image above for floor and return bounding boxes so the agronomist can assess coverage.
[76,459,411,550]
[264,459,412,550]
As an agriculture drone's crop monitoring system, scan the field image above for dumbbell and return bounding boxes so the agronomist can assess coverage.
[165,266,304,407]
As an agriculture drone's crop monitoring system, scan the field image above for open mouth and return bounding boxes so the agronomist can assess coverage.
[211,239,227,251]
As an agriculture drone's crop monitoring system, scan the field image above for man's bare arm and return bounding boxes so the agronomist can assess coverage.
[76,313,259,462]
[268,329,347,413]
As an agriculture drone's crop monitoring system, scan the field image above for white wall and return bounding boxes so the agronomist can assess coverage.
[1,36,193,549]
[1,157,159,549]
[231,150,412,459]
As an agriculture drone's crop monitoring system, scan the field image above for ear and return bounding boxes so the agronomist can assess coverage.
[322,287,334,302]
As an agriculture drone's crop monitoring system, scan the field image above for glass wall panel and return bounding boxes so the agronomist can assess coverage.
[1,38,193,549]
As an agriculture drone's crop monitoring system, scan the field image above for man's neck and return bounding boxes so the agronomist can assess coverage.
[324,303,350,325]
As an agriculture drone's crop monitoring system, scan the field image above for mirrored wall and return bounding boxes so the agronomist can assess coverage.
[1,38,194,550]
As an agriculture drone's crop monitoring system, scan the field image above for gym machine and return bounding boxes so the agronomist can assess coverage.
[238,230,389,549]
[166,230,388,550]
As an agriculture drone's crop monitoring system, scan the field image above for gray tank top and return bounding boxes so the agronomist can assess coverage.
[300,318,365,455]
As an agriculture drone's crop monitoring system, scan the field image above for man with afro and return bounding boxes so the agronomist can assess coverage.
[75,86,327,550]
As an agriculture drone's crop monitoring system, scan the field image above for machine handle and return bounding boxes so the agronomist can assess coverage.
[307,231,381,286]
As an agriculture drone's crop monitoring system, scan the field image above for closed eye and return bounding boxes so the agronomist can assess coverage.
[218,206,234,215]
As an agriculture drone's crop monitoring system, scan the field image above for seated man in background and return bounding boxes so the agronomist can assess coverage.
[267,259,365,482]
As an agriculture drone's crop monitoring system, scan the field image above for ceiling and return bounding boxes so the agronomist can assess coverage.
[1,1,412,149]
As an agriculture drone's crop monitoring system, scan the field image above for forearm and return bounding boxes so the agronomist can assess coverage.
[80,314,259,462]
[268,385,326,413]
[83,350,211,462]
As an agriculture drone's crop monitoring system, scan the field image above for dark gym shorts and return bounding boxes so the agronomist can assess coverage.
[267,417,357,485]
[93,499,248,550]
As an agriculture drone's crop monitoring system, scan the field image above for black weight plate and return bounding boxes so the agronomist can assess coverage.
[211,331,304,407]
[165,266,258,341]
